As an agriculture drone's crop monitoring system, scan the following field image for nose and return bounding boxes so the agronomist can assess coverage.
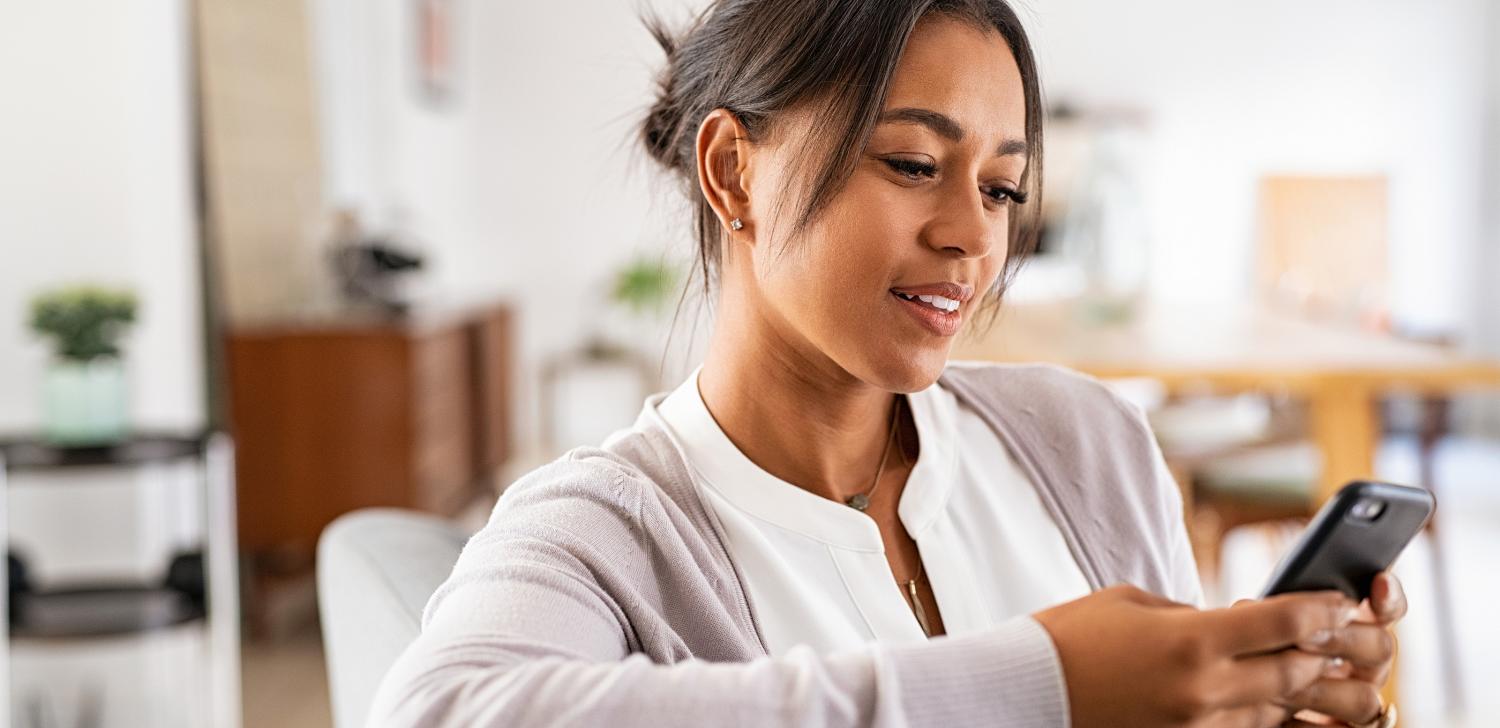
[920,181,1000,259]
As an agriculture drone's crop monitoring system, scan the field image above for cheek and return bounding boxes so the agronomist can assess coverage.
[802,180,916,288]
[814,174,925,265]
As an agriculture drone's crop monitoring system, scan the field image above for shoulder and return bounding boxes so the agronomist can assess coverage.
[491,425,706,543]
[940,360,1148,429]
[940,359,1165,504]
[497,446,651,522]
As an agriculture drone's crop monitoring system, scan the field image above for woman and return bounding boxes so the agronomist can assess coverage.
[369,1,1406,726]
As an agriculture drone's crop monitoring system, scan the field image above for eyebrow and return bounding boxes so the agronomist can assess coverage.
[877,107,1028,157]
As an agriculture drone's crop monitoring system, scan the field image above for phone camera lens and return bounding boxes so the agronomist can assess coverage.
[1351,498,1386,521]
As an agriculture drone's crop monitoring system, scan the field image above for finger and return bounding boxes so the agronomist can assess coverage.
[1349,647,1394,687]
[1215,649,1329,706]
[1206,591,1358,655]
[1289,708,1342,725]
[1295,623,1396,669]
[1369,572,1408,625]
[1280,678,1383,726]
[1205,703,1292,728]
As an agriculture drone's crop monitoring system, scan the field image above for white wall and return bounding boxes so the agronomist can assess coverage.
[310,0,484,298]
[0,0,204,434]
[311,0,1494,466]
[312,0,708,471]
[1024,0,1489,335]
[0,0,206,595]
[1470,0,1500,435]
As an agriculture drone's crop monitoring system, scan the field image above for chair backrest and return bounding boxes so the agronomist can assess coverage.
[317,509,469,728]
[1257,175,1389,329]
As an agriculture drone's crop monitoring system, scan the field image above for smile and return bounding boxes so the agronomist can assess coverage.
[892,291,960,312]
[890,290,963,337]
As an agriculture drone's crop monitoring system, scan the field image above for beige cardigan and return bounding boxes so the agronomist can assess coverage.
[367,362,1202,727]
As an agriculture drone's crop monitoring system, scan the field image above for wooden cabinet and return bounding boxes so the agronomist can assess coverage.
[226,304,512,554]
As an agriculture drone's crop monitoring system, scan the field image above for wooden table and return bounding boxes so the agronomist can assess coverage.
[954,299,1500,724]
[954,300,1500,506]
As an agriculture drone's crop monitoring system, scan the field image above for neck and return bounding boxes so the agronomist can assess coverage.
[696,286,916,504]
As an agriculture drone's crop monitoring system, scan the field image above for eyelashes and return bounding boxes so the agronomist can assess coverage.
[882,158,1028,205]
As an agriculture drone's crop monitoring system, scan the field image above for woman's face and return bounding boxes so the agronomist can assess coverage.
[738,15,1029,392]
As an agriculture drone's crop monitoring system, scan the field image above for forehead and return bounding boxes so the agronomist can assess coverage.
[881,14,1026,139]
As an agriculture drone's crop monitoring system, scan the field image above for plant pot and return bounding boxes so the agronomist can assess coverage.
[43,357,128,445]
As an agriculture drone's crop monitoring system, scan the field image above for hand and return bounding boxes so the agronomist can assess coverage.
[1033,584,1359,728]
[1277,571,1407,727]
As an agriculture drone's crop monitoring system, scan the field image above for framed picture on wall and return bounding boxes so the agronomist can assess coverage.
[413,0,458,106]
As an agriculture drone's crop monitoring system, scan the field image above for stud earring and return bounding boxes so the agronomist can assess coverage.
[730,218,744,231]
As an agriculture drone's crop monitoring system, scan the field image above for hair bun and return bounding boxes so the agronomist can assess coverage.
[642,94,680,170]
[641,16,685,171]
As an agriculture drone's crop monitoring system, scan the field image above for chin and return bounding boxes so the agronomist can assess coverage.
[860,345,950,393]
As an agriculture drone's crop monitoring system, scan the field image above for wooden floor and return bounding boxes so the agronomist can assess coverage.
[241,620,332,728]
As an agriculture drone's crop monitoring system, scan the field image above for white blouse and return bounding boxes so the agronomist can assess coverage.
[654,364,1092,656]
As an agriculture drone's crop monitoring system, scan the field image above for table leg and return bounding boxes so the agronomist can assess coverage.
[1307,380,1379,504]
[1306,381,1401,723]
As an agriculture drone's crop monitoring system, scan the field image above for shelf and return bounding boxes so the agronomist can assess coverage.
[10,585,206,640]
[0,433,211,473]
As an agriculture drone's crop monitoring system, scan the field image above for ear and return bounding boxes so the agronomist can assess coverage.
[695,108,755,240]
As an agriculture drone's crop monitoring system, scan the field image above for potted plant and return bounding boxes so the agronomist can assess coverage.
[591,254,682,359]
[538,255,683,456]
[28,285,137,444]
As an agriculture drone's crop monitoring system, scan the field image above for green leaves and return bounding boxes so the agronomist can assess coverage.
[609,257,680,317]
[28,285,138,362]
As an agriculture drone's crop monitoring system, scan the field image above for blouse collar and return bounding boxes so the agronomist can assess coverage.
[647,364,958,551]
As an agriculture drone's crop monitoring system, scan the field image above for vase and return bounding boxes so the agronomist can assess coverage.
[42,357,129,445]
[1053,122,1151,325]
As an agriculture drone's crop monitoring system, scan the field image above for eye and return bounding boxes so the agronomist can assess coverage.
[983,185,1029,205]
[883,158,937,180]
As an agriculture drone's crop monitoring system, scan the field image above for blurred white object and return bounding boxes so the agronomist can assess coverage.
[1100,377,1167,415]
[1147,394,1275,454]
[1052,120,1153,323]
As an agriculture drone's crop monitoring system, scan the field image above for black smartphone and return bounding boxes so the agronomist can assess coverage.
[1259,480,1435,602]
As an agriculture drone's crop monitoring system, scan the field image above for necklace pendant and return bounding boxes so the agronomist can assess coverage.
[845,493,870,511]
[908,579,932,637]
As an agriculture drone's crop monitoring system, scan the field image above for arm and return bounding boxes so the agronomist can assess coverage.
[1099,382,1206,609]
[1145,432,1207,609]
[364,460,1070,728]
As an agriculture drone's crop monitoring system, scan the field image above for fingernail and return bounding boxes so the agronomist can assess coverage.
[1322,657,1346,676]
[1341,605,1361,626]
[1304,629,1333,646]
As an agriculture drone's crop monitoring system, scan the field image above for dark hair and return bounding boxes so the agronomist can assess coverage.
[641,0,1044,337]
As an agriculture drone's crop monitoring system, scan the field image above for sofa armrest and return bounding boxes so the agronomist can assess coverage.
[317,508,469,728]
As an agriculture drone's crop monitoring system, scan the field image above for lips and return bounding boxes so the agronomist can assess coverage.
[889,281,974,303]
[882,279,966,336]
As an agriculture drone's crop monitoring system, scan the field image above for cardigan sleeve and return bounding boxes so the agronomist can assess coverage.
[363,458,1071,728]
[1145,431,1207,609]
[1104,386,1207,609]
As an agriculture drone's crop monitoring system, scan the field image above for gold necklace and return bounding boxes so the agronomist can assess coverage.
[905,557,932,637]
[839,397,930,636]
[843,396,901,512]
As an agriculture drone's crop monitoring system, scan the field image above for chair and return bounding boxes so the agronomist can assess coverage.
[317,509,469,728]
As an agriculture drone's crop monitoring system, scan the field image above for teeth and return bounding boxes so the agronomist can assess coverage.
[895,292,960,312]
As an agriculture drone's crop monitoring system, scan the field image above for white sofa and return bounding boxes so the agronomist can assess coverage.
[317,509,469,728]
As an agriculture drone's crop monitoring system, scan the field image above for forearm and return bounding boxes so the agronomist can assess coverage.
[366,616,1068,728]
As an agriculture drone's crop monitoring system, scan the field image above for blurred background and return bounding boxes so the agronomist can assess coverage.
[2,0,1497,726]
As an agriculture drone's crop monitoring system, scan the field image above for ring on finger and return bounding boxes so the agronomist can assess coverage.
[1352,699,1397,728]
